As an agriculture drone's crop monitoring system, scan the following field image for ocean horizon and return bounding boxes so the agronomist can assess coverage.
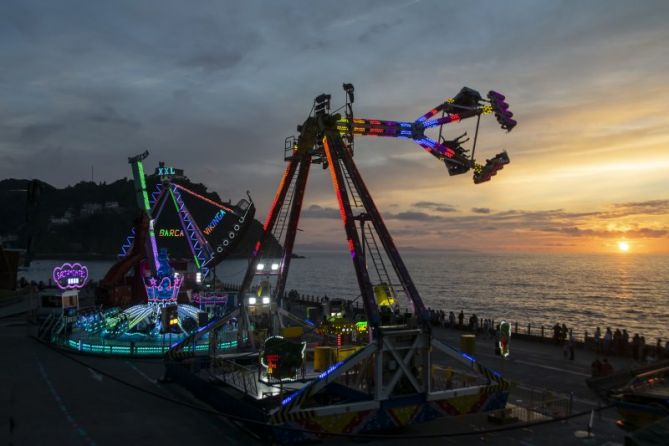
[22,250,669,341]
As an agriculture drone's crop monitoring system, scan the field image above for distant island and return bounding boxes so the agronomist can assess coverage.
[0,178,282,260]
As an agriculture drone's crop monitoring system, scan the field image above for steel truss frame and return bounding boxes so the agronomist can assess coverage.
[121,153,254,280]
[168,85,515,423]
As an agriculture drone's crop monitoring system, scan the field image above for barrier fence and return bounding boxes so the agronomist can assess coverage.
[219,282,667,360]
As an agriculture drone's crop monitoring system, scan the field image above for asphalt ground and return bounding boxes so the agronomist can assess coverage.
[1,316,262,446]
[1,304,651,445]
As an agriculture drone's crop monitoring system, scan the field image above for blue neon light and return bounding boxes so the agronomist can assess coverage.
[318,360,345,379]
[461,352,476,362]
[281,360,347,407]
[415,138,438,150]
[281,390,303,406]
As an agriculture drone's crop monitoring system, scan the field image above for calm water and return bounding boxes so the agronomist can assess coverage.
[25,251,669,340]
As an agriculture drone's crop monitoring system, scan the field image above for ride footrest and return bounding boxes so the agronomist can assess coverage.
[473,151,510,184]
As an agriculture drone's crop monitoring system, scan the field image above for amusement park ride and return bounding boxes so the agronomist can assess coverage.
[63,153,256,346]
[167,84,517,440]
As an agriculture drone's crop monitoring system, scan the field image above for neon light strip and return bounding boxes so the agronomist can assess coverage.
[169,187,201,269]
[137,162,151,211]
[148,220,160,271]
[323,136,356,260]
[422,113,460,129]
[203,209,226,235]
[173,184,235,213]
[135,160,159,270]
[416,107,439,123]
[266,165,291,230]
[65,339,238,355]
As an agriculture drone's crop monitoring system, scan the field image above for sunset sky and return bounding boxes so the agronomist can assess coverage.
[2,0,668,253]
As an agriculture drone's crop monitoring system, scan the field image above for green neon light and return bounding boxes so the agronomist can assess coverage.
[137,162,151,210]
[65,339,238,356]
[168,188,201,269]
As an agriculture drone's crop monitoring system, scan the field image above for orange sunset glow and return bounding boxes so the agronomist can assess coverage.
[2,2,667,255]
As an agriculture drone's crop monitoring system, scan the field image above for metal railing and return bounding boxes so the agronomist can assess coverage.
[210,358,259,396]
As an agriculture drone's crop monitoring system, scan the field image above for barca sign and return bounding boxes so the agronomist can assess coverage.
[53,263,89,290]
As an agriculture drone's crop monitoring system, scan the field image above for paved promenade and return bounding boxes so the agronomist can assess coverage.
[1,296,656,445]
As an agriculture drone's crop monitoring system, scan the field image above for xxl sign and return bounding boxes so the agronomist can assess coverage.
[155,166,176,176]
[53,263,88,290]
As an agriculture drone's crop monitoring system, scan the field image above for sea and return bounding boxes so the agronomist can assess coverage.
[23,251,669,341]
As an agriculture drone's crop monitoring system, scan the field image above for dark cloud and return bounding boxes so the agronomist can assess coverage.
[88,106,140,129]
[553,226,668,239]
[608,200,669,217]
[302,204,340,219]
[178,51,245,73]
[413,201,456,212]
[19,123,64,144]
[1,0,668,253]
[414,201,441,208]
[384,211,443,222]
[383,198,669,241]
[358,18,403,43]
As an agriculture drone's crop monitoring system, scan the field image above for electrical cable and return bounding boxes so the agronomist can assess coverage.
[32,335,613,441]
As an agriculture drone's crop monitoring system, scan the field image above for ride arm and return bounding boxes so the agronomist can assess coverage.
[128,151,159,273]
[335,87,516,183]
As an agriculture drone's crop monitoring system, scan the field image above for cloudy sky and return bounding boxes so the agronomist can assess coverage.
[2,0,668,253]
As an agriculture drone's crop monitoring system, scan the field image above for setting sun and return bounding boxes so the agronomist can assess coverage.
[617,241,630,252]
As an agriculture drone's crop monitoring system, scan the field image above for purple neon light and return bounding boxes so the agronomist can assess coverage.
[149,222,161,271]
[145,275,183,304]
[53,263,88,290]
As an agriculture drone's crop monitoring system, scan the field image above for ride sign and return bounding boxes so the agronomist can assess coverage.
[53,263,88,290]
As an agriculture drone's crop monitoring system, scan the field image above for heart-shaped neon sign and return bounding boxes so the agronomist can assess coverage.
[53,263,88,290]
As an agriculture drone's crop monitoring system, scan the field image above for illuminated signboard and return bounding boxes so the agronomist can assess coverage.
[155,166,175,176]
[53,263,88,290]
[154,164,184,178]
[158,228,184,237]
[203,209,226,235]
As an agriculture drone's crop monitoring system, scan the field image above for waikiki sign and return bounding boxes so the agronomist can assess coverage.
[53,263,89,290]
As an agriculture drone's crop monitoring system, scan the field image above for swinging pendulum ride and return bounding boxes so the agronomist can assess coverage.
[60,152,255,355]
[167,84,518,440]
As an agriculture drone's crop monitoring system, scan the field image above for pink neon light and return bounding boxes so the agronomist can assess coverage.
[173,184,235,213]
[53,263,88,290]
